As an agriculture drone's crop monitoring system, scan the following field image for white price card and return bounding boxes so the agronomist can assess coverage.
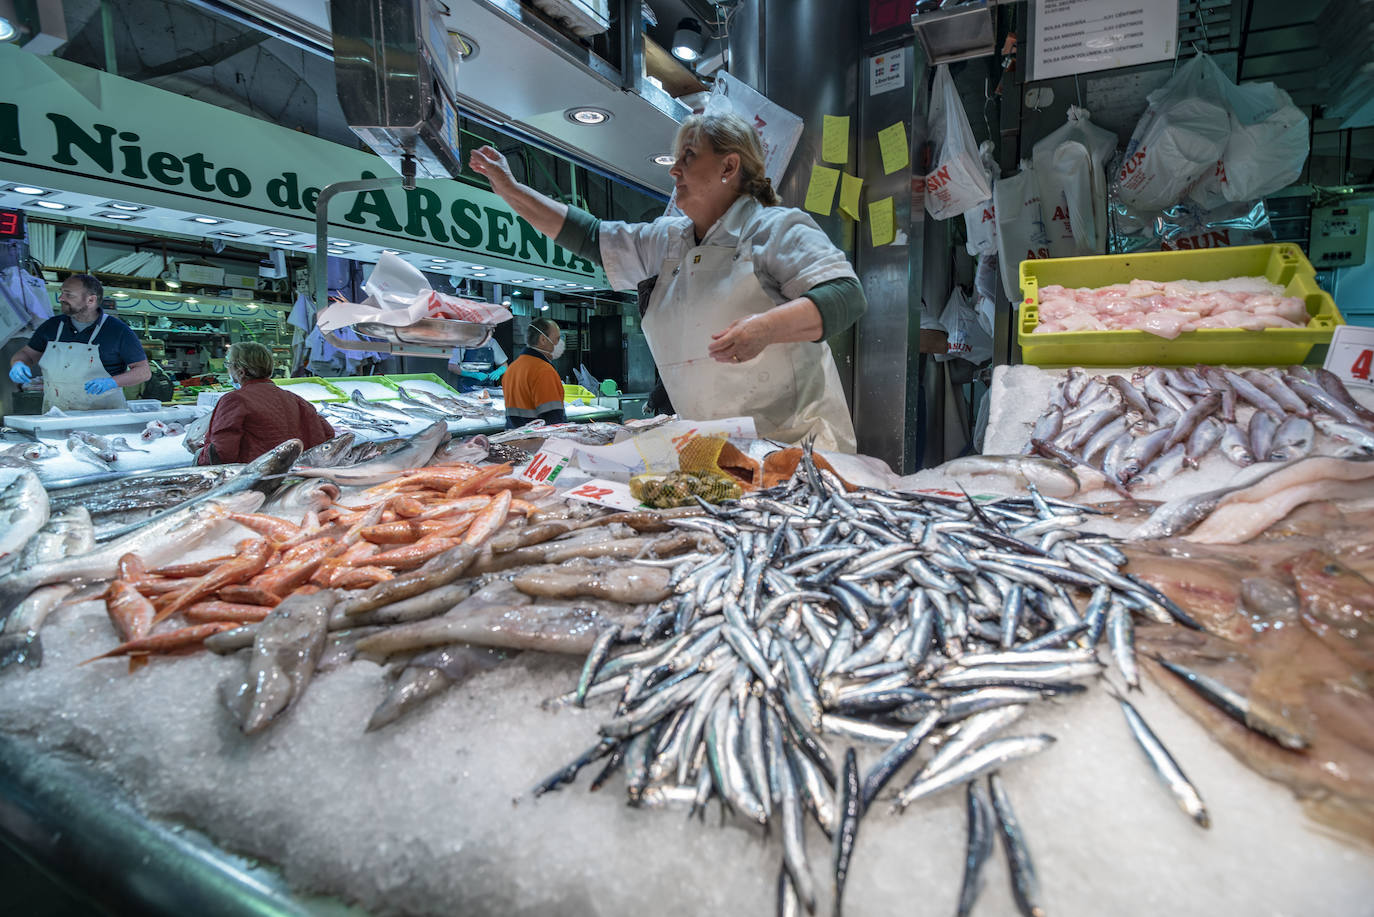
[517,439,574,485]
[1324,324,1374,389]
[563,479,648,512]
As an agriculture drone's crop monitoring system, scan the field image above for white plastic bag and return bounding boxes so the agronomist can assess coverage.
[925,65,992,220]
[994,161,1052,301]
[1187,79,1308,208]
[1116,54,1232,212]
[963,141,1000,256]
[1032,106,1117,256]
[935,287,993,366]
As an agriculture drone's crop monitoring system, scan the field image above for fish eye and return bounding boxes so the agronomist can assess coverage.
[1323,563,1341,575]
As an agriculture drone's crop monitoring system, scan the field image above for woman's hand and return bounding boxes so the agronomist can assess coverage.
[709,313,772,364]
[469,146,517,197]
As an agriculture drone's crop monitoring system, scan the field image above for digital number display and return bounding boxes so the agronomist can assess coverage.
[0,208,23,239]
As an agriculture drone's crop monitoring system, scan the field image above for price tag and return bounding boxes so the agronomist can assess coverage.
[517,439,574,485]
[564,479,648,512]
[1323,325,1374,389]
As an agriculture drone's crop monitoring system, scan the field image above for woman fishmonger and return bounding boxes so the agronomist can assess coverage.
[468,111,867,452]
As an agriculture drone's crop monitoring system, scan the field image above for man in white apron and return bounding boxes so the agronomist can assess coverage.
[8,274,150,411]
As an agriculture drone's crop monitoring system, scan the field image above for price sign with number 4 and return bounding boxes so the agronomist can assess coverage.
[1324,325,1374,389]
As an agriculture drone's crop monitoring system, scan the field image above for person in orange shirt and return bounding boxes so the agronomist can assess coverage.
[501,319,566,430]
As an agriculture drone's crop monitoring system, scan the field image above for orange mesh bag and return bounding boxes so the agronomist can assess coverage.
[761,449,853,490]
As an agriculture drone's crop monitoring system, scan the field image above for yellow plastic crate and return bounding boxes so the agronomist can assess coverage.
[1017,244,1343,367]
[563,384,596,404]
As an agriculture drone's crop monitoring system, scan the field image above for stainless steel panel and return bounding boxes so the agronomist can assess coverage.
[853,43,928,473]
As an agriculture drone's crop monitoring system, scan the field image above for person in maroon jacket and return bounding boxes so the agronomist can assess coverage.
[197,341,333,465]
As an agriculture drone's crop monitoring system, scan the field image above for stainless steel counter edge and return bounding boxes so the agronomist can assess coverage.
[0,732,360,916]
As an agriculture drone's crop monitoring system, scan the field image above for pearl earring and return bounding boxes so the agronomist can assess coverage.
[721,176,728,183]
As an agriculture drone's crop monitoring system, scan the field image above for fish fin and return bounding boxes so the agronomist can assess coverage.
[128,655,149,674]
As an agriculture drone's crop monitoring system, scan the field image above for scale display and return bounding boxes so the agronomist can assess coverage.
[0,208,24,239]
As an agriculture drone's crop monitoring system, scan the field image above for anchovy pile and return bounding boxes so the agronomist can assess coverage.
[535,452,1206,915]
[1028,365,1374,490]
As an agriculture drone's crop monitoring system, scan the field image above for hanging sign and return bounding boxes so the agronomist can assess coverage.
[1030,0,1178,82]
[0,47,604,287]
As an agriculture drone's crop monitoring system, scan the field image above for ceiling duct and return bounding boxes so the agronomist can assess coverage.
[331,0,465,182]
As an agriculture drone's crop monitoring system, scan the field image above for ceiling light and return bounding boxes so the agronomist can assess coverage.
[583,286,595,290]
[34,200,68,209]
[216,231,246,238]
[164,280,181,290]
[103,201,145,212]
[540,303,550,311]
[96,212,138,220]
[190,216,223,225]
[263,230,292,237]
[330,240,354,247]
[652,154,675,166]
[429,258,451,263]
[0,19,17,43]
[327,248,345,255]
[501,298,511,306]
[112,291,129,298]
[671,18,704,62]
[565,107,611,125]
[185,297,199,304]
[472,272,488,277]
[9,186,48,195]
[381,249,401,254]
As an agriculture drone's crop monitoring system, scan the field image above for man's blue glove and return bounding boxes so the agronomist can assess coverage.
[487,364,507,383]
[85,377,118,395]
[8,363,32,385]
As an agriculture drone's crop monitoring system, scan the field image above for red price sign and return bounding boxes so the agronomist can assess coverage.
[569,483,614,501]
[564,479,647,511]
[1324,326,1374,390]
[0,208,23,239]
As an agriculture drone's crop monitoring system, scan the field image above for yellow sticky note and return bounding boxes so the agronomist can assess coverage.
[878,122,909,175]
[870,197,895,246]
[821,115,849,164]
[804,164,841,216]
[839,173,863,221]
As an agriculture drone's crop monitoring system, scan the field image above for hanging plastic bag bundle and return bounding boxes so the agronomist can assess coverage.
[1032,106,1118,256]
[1115,54,1232,213]
[963,141,1000,257]
[993,161,1052,300]
[924,64,992,220]
[1186,78,1308,209]
[935,287,993,366]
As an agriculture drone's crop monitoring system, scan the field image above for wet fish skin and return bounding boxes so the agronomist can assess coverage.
[221,588,336,735]
[957,783,994,917]
[1183,418,1223,469]
[1154,657,1309,750]
[1287,377,1367,425]
[297,433,356,468]
[1313,418,1374,454]
[831,747,860,917]
[858,709,941,812]
[892,735,1056,811]
[1107,600,1139,690]
[1248,411,1277,465]
[1219,422,1255,467]
[294,421,447,486]
[1313,368,1374,424]
[1222,369,1285,419]
[1268,416,1315,462]
[365,644,506,731]
[0,471,48,564]
[988,773,1046,917]
[1241,370,1308,416]
[1115,693,1209,828]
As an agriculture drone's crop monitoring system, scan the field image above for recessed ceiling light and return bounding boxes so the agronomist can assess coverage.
[330,240,354,247]
[472,272,488,277]
[381,249,401,255]
[583,286,595,290]
[185,297,199,304]
[112,291,129,298]
[565,283,580,287]
[103,201,145,212]
[565,107,611,125]
[327,248,345,255]
[263,230,292,237]
[429,258,451,263]
[96,212,138,220]
[190,216,223,225]
[34,200,69,209]
[216,231,246,238]
[652,154,675,166]
[9,186,48,196]
[276,240,300,246]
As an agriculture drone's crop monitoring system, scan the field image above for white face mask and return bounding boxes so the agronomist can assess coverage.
[539,328,565,360]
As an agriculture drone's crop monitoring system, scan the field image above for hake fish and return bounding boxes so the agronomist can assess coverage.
[0,470,48,563]
[94,439,302,542]
[297,432,356,468]
[0,490,264,622]
[293,421,447,486]
[220,588,335,735]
